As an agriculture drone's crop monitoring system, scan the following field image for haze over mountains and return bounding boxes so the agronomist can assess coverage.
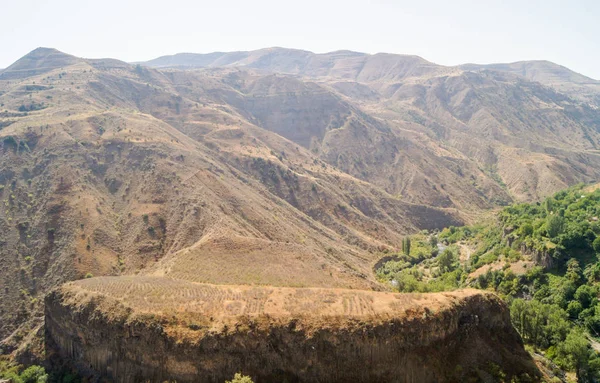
[1,46,600,355]
[143,47,600,103]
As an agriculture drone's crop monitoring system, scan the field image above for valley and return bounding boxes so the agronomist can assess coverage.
[377,184,600,382]
[1,46,600,382]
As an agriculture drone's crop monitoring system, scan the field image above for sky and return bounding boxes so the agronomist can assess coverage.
[1,0,598,79]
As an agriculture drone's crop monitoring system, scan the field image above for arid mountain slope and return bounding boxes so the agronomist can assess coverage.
[0,48,79,80]
[461,60,600,105]
[1,46,600,360]
[142,48,600,206]
[0,48,461,350]
[144,48,600,101]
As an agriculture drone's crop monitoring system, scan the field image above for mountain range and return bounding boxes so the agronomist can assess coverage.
[1,46,600,355]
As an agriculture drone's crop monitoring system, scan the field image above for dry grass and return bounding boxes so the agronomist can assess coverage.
[584,182,600,193]
[65,275,484,321]
[469,260,534,279]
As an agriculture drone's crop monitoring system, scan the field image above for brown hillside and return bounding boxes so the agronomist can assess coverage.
[0,49,461,350]
[461,60,600,105]
[2,47,600,359]
[143,49,600,208]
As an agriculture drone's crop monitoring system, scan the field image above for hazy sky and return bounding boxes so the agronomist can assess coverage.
[1,0,598,79]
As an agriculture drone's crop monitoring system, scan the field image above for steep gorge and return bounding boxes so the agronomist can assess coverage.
[1,46,600,380]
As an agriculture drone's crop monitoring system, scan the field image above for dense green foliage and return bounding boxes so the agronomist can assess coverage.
[0,361,81,383]
[0,361,48,383]
[378,184,600,381]
[376,233,464,293]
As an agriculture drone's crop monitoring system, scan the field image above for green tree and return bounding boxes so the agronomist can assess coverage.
[585,261,600,283]
[438,249,456,273]
[429,235,438,248]
[394,271,420,292]
[509,299,569,349]
[520,222,534,237]
[0,364,48,383]
[575,285,596,308]
[556,330,592,382]
[510,299,528,337]
[547,214,565,238]
[593,236,600,253]
[566,259,583,286]
[19,365,47,383]
[402,237,411,256]
[567,301,583,318]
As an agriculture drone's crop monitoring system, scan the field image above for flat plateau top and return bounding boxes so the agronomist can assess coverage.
[62,276,487,320]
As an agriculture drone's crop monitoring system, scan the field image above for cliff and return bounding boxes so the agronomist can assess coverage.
[45,276,540,382]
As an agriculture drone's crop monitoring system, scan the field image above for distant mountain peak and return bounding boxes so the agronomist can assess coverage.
[29,46,66,55]
[13,47,77,64]
[461,60,599,84]
[322,49,366,56]
[0,47,78,80]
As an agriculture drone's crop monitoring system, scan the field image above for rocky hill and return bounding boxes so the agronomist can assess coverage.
[1,47,600,373]
[0,48,461,352]
[461,60,600,105]
[142,48,600,205]
[45,277,540,382]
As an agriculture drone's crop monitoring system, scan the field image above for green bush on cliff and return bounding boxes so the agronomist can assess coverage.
[19,366,48,383]
[225,373,254,383]
[0,362,48,383]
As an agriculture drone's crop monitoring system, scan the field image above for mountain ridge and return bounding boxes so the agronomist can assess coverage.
[1,47,600,364]
[461,59,600,84]
[140,47,598,80]
[139,47,600,104]
[0,47,79,80]
[0,47,464,352]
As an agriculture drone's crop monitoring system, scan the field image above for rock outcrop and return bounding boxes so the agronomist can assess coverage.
[45,276,540,382]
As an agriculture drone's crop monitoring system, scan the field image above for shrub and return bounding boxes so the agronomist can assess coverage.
[438,249,456,273]
[0,363,48,383]
[19,365,48,383]
[593,236,600,253]
[520,223,534,237]
[226,373,254,383]
[547,215,565,238]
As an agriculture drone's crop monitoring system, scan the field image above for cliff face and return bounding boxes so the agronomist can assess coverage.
[45,277,540,383]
